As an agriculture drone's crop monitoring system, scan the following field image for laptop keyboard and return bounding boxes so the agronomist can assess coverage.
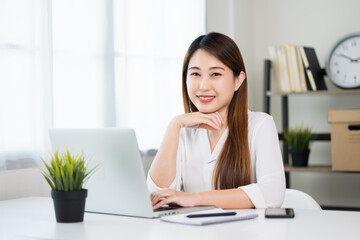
[154,206,181,212]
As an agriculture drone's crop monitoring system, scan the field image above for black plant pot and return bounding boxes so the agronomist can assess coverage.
[51,189,88,223]
[290,149,310,167]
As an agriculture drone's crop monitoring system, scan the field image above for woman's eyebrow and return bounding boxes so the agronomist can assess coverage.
[209,66,225,71]
[188,66,225,71]
[188,66,200,70]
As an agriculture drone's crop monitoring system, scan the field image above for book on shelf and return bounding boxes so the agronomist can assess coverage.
[282,46,293,92]
[301,47,327,91]
[268,46,283,92]
[268,46,290,92]
[268,44,327,93]
[296,46,308,91]
[299,46,317,91]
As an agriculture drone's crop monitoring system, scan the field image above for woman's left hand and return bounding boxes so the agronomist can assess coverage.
[151,189,199,210]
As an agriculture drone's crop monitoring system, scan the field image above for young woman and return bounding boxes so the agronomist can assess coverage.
[147,32,285,209]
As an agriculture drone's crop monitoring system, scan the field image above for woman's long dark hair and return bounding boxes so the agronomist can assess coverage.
[182,32,251,189]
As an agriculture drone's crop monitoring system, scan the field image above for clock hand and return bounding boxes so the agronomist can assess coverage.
[339,54,360,62]
[339,54,355,61]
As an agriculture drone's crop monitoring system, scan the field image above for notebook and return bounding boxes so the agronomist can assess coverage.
[161,208,259,226]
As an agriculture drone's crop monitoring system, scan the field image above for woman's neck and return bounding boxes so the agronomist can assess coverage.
[207,110,228,152]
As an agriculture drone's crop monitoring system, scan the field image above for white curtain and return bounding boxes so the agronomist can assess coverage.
[0,0,205,170]
[113,0,205,149]
[0,0,52,170]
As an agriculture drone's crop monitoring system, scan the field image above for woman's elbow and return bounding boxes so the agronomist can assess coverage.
[261,180,286,208]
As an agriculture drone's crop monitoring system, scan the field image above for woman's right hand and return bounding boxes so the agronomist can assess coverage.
[173,112,225,131]
[148,111,224,188]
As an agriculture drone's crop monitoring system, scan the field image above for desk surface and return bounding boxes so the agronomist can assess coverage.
[0,197,359,240]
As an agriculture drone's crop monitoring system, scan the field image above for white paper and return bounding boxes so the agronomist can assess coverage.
[160,208,259,226]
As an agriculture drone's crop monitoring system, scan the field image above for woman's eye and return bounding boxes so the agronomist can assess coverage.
[212,72,221,77]
[190,72,200,76]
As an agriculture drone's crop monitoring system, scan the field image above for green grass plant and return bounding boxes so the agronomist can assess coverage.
[284,125,314,150]
[41,150,97,192]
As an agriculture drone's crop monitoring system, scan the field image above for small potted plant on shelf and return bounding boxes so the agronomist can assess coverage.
[40,149,97,223]
[284,125,314,167]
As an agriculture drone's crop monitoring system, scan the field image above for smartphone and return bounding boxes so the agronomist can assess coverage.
[265,208,295,218]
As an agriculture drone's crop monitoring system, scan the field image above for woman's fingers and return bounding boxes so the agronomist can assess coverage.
[200,115,221,130]
[153,196,175,210]
[201,112,224,130]
[176,111,225,130]
[215,112,225,125]
[210,112,224,129]
[151,191,164,206]
[151,189,197,210]
[197,123,218,131]
[151,189,175,209]
[195,112,223,129]
[151,189,173,206]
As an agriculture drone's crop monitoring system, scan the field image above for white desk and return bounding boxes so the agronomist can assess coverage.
[0,197,359,240]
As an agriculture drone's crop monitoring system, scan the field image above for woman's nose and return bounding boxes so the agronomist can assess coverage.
[199,77,211,90]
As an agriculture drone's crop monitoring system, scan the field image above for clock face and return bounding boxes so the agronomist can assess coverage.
[326,34,360,89]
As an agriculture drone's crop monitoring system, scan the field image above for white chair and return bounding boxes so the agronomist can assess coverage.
[140,149,157,175]
[281,189,322,210]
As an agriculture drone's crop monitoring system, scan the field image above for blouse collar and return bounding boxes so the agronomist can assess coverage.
[206,127,229,163]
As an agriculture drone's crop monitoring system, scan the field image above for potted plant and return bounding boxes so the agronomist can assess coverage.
[40,149,97,223]
[284,125,314,167]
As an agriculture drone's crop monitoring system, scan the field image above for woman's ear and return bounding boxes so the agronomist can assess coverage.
[234,71,246,91]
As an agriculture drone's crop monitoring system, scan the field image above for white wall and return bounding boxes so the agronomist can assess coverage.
[207,0,254,94]
[207,0,360,207]
[206,0,235,38]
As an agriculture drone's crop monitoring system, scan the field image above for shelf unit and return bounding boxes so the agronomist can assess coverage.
[262,59,360,187]
[267,89,360,96]
[284,164,332,173]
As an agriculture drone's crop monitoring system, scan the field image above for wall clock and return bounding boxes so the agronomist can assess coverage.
[326,33,360,89]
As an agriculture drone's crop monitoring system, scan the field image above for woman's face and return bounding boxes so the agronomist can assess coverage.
[186,49,244,117]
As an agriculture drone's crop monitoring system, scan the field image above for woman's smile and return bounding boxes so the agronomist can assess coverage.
[197,95,216,103]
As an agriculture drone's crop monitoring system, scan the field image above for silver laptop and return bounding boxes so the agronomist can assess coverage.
[48,128,213,218]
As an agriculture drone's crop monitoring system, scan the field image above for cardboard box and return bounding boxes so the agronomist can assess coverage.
[328,109,360,172]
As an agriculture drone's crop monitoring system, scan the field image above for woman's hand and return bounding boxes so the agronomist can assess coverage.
[151,189,200,210]
[174,112,225,131]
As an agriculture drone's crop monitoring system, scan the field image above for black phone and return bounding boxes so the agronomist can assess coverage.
[265,208,295,218]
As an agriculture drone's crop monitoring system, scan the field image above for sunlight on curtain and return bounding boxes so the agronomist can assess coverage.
[0,0,205,170]
[0,0,51,170]
[114,0,205,149]
[52,0,106,128]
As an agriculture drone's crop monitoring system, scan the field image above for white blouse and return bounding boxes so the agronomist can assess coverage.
[147,110,286,208]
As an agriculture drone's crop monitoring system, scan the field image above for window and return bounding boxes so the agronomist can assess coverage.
[0,0,51,170]
[0,0,205,170]
[113,0,205,149]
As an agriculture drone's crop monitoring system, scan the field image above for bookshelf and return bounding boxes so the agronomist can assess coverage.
[263,59,360,187]
[284,164,332,173]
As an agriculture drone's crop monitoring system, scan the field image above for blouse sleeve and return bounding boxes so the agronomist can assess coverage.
[239,115,286,208]
[146,130,184,192]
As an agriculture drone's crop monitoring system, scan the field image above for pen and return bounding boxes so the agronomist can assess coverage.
[186,212,237,218]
